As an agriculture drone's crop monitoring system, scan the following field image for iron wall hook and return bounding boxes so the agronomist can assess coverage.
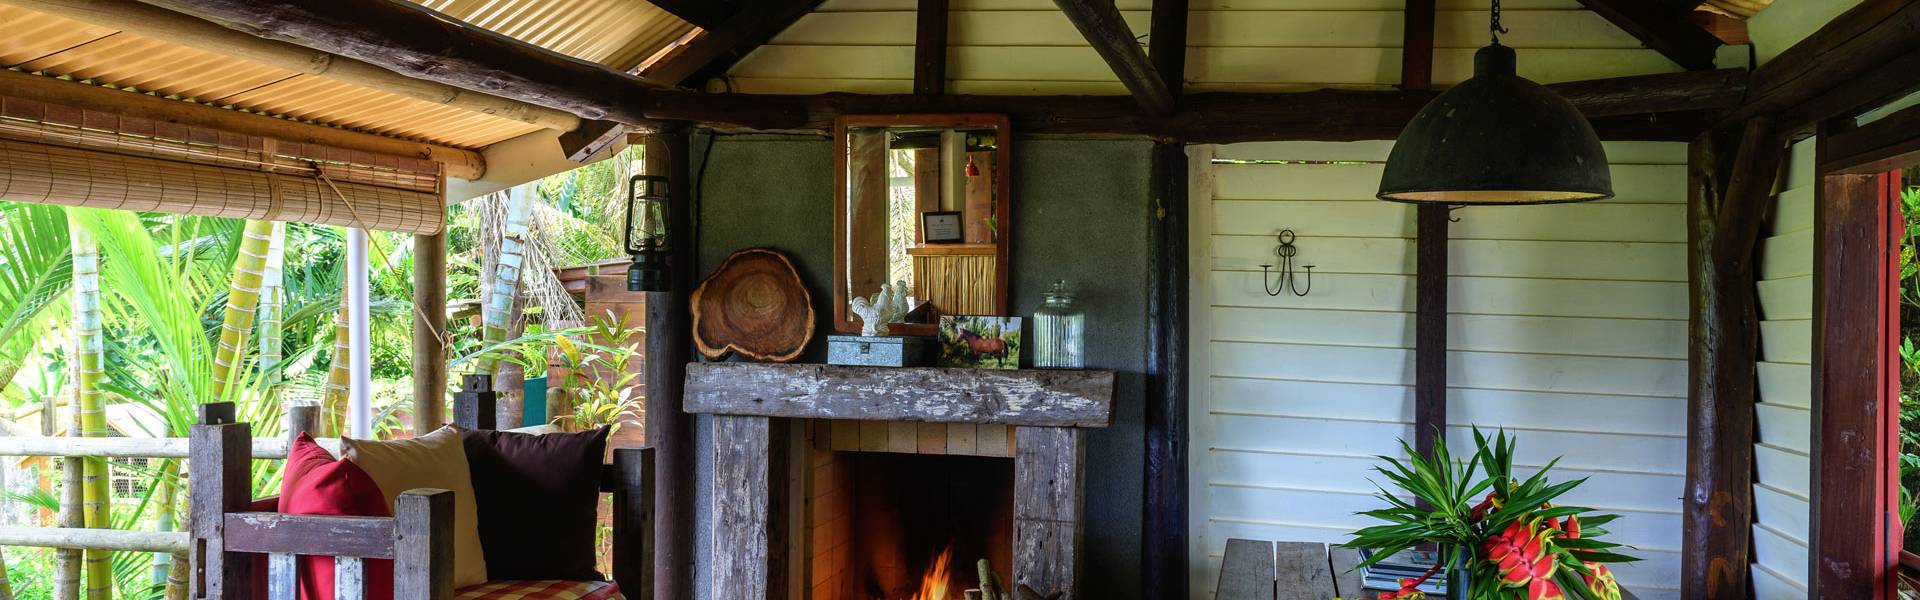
[1258,229,1314,297]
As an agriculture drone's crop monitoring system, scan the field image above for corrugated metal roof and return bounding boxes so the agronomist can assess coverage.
[0,1,698,150]
[422,0,697,70]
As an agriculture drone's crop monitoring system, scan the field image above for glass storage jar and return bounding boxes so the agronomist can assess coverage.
[1033,280,1085,369]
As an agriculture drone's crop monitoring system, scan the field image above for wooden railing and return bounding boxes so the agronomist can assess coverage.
[1898,550,1920,594]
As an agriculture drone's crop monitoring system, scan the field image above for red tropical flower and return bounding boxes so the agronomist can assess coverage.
[1482,520,1564,600]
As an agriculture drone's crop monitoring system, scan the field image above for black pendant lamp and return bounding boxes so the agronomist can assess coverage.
[1377,0,1612,205]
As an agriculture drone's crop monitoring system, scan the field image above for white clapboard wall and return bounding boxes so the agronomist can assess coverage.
[1750,138,1815,600]
[725,0,1681,95]
[1188,141,1688,600]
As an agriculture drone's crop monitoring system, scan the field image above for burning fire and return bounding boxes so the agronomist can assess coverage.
[906,545,956,600]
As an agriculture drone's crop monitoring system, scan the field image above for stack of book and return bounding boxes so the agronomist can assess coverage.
[1358,548,1448,596]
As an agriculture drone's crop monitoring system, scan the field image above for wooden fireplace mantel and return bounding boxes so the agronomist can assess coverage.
[693,362,1107,599]
[685,363,1116,427]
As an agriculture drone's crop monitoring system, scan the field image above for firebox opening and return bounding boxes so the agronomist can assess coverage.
[809,449,1015,600]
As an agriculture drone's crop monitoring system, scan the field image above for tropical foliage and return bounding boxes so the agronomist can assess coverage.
[1346,430,1637,600]
[0,145,642,598]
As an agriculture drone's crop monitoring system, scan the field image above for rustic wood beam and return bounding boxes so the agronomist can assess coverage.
[915,0,949,95]
[646,0,739,30]
[641,0,827,87]
[134,0,803,131]
[684,363,1116,426]
[412,231,448,434]
[1811,129,1903,600]
[557,119,628,162]
[1149,0,1188,96]
[1401,0,1436,90]
[1821,102,1920,174]
[643,132,694,600]
[1576,0,1722,71]
[14,0,581,132]
[1722,0,1920,131]
[742,68,1745,141]
[1051,0,1177,115]
[0,69,485,179]
[1683,117,1777,600]
[1142,1,1188,597]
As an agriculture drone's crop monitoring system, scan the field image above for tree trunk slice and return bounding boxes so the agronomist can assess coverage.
[693,249,815,362]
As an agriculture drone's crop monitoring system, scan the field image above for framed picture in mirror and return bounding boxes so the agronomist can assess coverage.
[832,114,1012,335]
[921,211,964,244]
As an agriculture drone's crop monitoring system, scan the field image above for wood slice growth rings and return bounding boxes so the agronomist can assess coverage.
[693,248,815,361]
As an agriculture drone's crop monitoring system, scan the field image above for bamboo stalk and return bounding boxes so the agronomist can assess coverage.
[66,221,109,600]
[0,527,191,553]
[212,220,277,399]
[0,436,339,459]
[54,457,81,600]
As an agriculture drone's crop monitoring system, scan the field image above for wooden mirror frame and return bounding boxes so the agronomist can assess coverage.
[831,113,1013,334]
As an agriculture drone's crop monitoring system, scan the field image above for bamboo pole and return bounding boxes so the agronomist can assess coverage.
[54,456,81,600]
[6,0,580,132]
[0,527,191,554]
[66,218,109,600]
[0,436,339,459]
[0,69,484,180]
[212,220,276,399]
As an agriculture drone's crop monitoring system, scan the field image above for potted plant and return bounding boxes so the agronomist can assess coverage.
[1345,429,1638,600]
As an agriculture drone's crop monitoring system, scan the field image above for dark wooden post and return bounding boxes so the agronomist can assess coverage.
[710,415,771,599]
[1414,205,1448,457]
[393,489,455,600]
[1013,426,1085,598]
[451,374,497,430]
[645,131,695,600]
[1144,2,1190,597]
[413,231,449,434]
[1810,132,1901,600]
[189,402,252,600]
[612,448,656,600]
[1682,118,1777,600]
[914,0,947,95]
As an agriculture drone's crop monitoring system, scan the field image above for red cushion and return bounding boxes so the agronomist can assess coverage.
[282,433,395,600]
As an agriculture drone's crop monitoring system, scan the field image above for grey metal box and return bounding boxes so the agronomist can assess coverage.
[827,334,931,367]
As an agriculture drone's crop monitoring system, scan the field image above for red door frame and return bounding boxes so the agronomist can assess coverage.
[1810,133,1903,599]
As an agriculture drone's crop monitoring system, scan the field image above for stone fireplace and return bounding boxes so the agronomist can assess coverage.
[687,363,1114,600]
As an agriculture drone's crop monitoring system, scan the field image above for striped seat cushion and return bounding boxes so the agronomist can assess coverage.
[454,580,623,600]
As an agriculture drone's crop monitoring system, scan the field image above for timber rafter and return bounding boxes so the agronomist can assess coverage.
[1576,0,1723,71]
[640,0,827,87]
[1052,0,1178,115]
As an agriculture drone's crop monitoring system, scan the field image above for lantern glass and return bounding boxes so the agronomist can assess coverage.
[626,174,672,292]
[627,175,670,254]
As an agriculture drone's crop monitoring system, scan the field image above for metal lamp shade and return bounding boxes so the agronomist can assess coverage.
[1377,44,1613,205]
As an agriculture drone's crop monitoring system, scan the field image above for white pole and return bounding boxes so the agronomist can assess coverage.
[346,228,373,439]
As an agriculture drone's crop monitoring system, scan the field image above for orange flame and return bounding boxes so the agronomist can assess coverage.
[907,546,955,600]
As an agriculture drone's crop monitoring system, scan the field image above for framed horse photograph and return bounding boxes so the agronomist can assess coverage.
[937,315,1022,369]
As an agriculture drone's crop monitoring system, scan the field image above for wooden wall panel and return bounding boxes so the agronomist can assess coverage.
[1750,137,1815,599]
[727,0,1684,95]
[1191,141,1689,600]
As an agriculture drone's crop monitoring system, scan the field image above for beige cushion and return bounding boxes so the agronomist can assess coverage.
[342,426,489,588]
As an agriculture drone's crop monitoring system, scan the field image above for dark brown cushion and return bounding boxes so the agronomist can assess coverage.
[460,427,611,582]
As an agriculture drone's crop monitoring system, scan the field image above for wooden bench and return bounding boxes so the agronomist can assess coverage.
[188,396,655,600]
[1214,538,1637,600]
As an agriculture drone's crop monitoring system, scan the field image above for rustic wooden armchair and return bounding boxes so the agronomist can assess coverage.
[187,397,654,600]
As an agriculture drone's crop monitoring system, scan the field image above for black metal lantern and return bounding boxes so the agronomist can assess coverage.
[625,174,670,292]
[1377,0,1612,205]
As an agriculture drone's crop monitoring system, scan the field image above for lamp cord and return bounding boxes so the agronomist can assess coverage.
[1490,0,1510,44]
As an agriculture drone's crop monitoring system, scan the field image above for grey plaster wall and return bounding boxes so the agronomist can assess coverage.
[687,132,1153,600]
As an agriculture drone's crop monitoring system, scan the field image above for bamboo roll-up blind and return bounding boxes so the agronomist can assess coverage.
[0,95,444,233]
[0,138,444,234]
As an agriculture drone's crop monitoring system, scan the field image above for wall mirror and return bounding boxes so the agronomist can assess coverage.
[833,114,1012,334]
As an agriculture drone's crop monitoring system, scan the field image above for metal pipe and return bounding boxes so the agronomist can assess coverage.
[347,228,374,439]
